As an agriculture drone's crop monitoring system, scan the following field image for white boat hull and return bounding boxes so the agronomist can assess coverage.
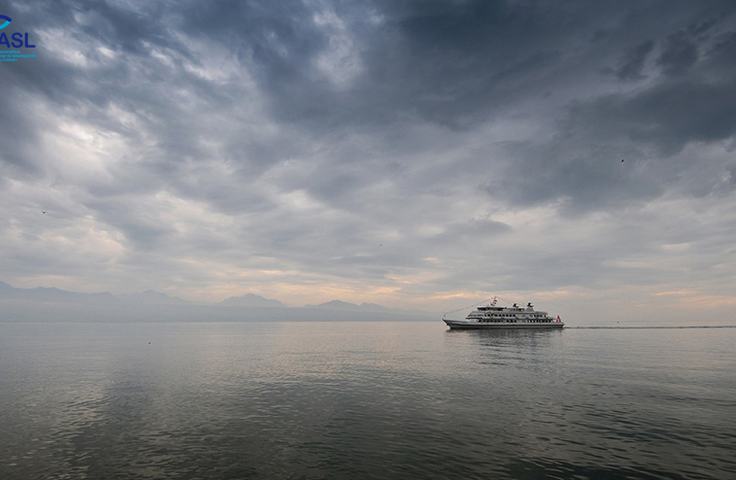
[444,319,564,330]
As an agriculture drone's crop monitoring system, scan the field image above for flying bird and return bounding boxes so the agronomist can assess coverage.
[621,159,624,162]
[41,211,47,214]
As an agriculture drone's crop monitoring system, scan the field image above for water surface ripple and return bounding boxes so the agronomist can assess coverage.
[1,322,734,479]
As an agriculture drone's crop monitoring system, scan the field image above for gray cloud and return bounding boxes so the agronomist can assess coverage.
[657,30,699,76]
[1,0,736,316]
[613,40,654,80]
[562,77,736,157]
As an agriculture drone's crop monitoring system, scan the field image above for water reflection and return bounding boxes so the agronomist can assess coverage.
[1,322,734,479]
[446,326,564,345]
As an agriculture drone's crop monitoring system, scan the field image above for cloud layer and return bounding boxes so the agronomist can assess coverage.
[1,0,735,320]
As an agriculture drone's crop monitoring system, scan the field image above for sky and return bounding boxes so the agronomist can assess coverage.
[1,0,736,321]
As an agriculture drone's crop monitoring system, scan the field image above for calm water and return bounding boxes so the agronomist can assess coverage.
[1,322,735,480]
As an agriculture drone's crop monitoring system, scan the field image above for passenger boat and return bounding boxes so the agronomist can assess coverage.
[443,298,563,329]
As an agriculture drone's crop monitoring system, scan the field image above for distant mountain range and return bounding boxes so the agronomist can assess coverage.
[0,281,434,322]
[118,290,189,304]
[0,281,186,304]
[220,293,287,308]
[305,299,430,317]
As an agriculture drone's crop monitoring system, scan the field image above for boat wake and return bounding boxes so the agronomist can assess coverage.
[568,325,736,329]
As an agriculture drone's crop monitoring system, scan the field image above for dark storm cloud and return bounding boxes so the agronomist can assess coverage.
[612,40,654,80]
[565,17,736,159]
[481,70,736,212]
[657,30,699,76]
[2,0,736,307]
[6,0,732,160]
[2,1,181,105]
[563,78,736,155]
[218,0,732,133]
[162,0,615,129]
[478,3,736,214]
[1,0,251,184]
[707,29,736,76]
[481,140,662,213]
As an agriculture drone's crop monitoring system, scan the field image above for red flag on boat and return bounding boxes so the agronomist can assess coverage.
[556,315,561,322]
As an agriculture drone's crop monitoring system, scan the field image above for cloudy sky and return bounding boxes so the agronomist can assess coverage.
[2,0,736,320]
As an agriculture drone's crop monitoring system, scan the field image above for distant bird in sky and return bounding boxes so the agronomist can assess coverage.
[41,211,47,214]
[621,159,624,162]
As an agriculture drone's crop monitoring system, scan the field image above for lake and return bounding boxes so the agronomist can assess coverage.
[1,321,734,479]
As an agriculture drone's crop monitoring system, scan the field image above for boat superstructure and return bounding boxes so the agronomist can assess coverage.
[443,298,564,329]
